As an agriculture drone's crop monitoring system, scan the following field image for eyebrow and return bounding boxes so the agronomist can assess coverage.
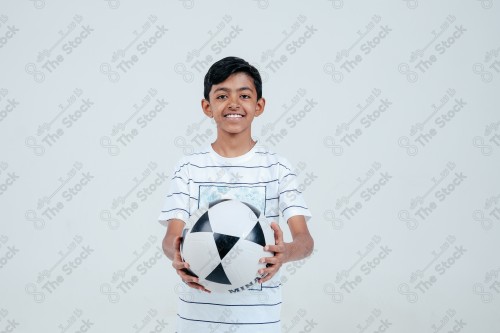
[213,86,254,93]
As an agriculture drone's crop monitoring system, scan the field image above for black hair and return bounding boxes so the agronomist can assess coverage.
[203,56,262,101]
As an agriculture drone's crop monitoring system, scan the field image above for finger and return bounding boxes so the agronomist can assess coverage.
[264,244,285,253]
[171,259,189,270]
[258,262,282,280]
[270,222,283,244]
[258,269,276,283]
[258,263,281,276]
[259,256,280,266]
[173,236,183,258]
[185,282,211,293]
[259,274,272,284]
[173,235,182,250]
[172,236,189,269]
[177,269,199,283]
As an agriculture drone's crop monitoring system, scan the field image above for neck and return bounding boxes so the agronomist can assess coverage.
[211,132,256,158]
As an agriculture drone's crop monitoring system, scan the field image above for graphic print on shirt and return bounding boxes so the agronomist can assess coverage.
[198,184,266,214]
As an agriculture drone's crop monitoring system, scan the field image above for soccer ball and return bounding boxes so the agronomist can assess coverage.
[180,199,275,293]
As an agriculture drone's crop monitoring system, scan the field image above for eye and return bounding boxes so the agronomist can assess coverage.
[216,94,227,100]
[241,94,251,99]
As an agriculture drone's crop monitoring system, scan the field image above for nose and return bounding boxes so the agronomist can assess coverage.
[228,94,240,110]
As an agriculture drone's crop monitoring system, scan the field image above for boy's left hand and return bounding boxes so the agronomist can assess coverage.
[258,222,287,283]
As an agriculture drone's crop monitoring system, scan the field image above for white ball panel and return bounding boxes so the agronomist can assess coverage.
[181,232,220,279]
[208,200,257,237]
[201,279,234,293]
[222,241,272,290]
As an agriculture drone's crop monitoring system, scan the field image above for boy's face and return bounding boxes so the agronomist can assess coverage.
[202,72,265,138]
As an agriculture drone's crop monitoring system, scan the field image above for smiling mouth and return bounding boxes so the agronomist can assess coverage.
[224,114,244,118]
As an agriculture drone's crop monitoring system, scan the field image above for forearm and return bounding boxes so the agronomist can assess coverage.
[162,235,176,261]
[283,233,314,263]
[162,218,185,261]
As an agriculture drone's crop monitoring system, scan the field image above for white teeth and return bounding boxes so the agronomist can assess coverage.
[225,114,243,118]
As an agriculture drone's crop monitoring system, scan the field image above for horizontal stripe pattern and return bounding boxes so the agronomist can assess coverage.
[158,144,311,332]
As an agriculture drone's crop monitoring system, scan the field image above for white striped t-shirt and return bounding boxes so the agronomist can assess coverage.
[158,142,312,333]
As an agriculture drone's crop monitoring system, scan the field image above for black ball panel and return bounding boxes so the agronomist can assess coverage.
[244,222,266,247]
[213,233,240,260]
[241,201,260,218]
[191,211,212,233]
[208,198,231,208]
[205,262,231,285]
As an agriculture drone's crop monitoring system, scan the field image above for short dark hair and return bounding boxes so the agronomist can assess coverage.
[203,56,262,101]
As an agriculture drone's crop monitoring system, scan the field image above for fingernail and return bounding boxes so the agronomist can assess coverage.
[264,246,269,251]
[260,258,264,263]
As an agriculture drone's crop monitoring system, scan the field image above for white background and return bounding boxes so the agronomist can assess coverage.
[1,1,499,332]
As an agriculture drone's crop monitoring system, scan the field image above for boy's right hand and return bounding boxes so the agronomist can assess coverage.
[172,236,211,293]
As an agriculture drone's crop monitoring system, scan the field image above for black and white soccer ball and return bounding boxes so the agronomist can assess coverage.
[180,199,275,293]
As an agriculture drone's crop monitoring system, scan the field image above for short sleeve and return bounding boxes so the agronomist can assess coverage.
[157,158,191,227]
[278,158,312,223]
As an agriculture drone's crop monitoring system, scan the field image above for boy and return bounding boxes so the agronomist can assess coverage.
[159,56,314,332]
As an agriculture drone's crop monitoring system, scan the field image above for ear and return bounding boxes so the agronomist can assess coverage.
[201,99,212,118]
[254,97,266,117]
